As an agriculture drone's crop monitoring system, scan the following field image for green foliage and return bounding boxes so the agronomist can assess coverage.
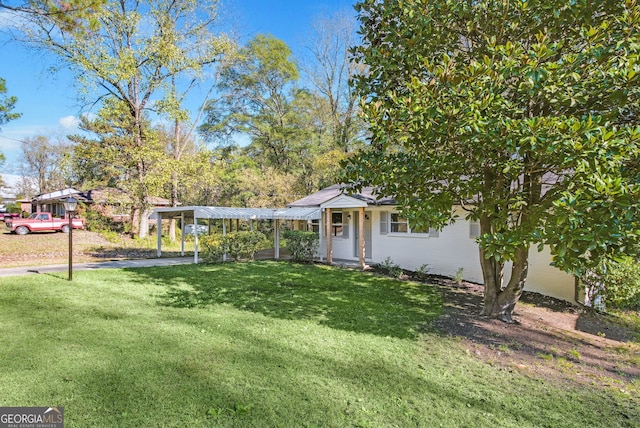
[200,234,226,264]
[24,0,232,238]
[82,206,126,235]
[3,202,21,214]
[200,231,269,263]
[416,263,431,280]
[453,268,464,286]
[346,0,640,315]
[584,257,640,310]
[200,34,353,198]
[225,231,269,261]
[379,257,404,278]
[0,77,21,129]
[283,230,319,263]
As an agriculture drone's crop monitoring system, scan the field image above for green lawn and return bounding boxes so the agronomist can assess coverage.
[0,261,637,427]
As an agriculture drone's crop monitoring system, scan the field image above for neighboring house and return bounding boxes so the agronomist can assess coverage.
[32,187,171,220]
[288,184,577,303]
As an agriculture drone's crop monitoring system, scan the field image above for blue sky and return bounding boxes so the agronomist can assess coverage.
[0,0,357,175]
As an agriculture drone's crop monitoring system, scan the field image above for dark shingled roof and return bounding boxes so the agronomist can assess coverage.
[287,184,396,207]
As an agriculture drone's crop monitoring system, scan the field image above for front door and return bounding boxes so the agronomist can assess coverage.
[353,210,372,259]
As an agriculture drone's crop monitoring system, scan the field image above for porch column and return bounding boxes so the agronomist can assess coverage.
[359,206,365,269]
[180,213,185,256]
[156,212,162,257]
[326,208,333,265]
[274,219,280,259]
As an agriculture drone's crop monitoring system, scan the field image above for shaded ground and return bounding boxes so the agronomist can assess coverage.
[425,275,640,389]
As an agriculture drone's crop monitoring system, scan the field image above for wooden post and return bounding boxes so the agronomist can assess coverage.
[326,208,333,265]
[359,206,365,269]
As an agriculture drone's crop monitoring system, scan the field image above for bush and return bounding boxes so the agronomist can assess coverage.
[416,263,431,280]
[83,206,128,234]
[379,257,403,278]
[283,230,319,263]
[226,231,269,261]
[200,231,268,263]
[454,267,464,285]
[584,257,640,311]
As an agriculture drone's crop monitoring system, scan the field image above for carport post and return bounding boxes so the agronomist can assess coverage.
[156,212,162,257]
[274,219,280,259]
[194,214,199,264]
[180,213,185,256]
[222,219,227,261]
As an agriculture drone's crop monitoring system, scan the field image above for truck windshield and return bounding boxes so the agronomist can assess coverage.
[28,213,38,219]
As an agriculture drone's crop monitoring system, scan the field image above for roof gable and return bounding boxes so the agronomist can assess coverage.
[320,194,368,209]
[287,184,396,207]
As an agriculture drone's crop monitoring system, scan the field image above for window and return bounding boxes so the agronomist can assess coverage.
[331,211,349,237]
[307,219,320,233]
[386,212,438,236]
[390,213,408,233]
[469,221,480,239]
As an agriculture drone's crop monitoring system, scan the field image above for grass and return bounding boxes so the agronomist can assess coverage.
[0,261,638,427]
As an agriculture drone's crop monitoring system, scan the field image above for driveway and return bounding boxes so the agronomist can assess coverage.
[0,257,194,277]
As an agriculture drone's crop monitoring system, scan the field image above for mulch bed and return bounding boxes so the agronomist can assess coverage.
[426,275,639,388]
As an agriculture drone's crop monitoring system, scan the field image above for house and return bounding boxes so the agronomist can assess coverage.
[32,187,171,220]
[287,184,577,303]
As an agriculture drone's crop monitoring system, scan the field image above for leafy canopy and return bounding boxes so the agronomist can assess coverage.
[0,77,21,129]
[345,0,640,275]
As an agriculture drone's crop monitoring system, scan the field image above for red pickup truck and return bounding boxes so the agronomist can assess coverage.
[6,212,85,235]
[0,212,20,221]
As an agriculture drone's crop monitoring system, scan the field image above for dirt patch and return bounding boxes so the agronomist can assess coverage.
[0,229,188,267]
[429,277,639,389]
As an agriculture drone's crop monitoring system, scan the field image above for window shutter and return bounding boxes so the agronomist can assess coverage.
[380,211,388,235]
[342,212,349,238]
[429,227,440,238]
[469,221,480,239]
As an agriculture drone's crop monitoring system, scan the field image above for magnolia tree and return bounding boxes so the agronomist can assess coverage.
[344,0,640,322]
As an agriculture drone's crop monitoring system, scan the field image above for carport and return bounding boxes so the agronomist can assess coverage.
[152,206,322,263]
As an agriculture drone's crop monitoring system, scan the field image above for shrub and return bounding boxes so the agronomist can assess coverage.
[226,231,268,261]
[380,257,403,278]
[200,234,226,264]
[416,263,431,280]
[453,267,464,285]
[200,231,268,263]
[583,257,640,311]
[83,207,113,232]
[283,230,319,263]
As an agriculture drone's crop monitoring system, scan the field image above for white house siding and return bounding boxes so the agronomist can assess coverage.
[526,246,576,302]
[319,206,576,303]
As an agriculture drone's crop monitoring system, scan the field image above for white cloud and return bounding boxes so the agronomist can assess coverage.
[59,115,79,128]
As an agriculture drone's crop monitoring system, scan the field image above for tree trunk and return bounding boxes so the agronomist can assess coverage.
[480,246,530,323]
[139,207,151,239]
[131,206,140,238]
